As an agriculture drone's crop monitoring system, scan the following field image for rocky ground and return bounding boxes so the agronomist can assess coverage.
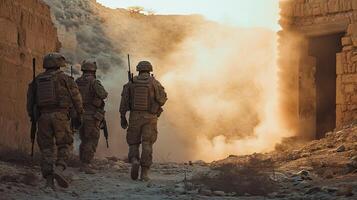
[1,124,357,200]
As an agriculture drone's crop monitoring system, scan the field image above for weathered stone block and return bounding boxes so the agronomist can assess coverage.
[347,23,357,36]
[336,104,343,129]
[351,94,357,103]
[342,36,352,46]
[345,84,355,93]
[0,18,18,45]
[353,0,357,9]
[337,75,344,104]
[343,45,354,51]
[348,104,357,110]
[342,73,357,82]
[337,53,344,74]
[351,36,357,46]
[341,0,352,11]
[328,0,340,13]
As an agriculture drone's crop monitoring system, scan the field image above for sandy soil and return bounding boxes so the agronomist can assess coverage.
[1,124,357,200]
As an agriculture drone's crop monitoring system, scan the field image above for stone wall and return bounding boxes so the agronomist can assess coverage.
[280,0,357,138]
[0,0,60,150]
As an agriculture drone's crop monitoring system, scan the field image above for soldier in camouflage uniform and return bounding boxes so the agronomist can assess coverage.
[27,53,84,189]
[76,60,108,174]
[120,61,167,181]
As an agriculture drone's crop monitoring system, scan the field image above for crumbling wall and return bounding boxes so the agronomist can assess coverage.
[0,0,60,150]
[280,0,357,138]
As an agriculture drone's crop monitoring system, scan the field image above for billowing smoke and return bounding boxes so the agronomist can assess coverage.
[44,0,294,162]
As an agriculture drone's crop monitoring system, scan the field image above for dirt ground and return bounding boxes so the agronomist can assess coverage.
[1,124,357,200]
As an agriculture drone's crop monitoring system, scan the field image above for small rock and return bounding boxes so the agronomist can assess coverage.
[212,191,225,196]
[336,145,346,152]
[325,132,334,137]
[267,192,278,198]
[275,193,286,198]
[71,191,79,197]
[323,170,334,179]
[337,186,353,196]
[147,182,154,188]
[106,156,119,162]
[306,186,321,194]
[175,183,184,188]
[193,160,207,166]
[199,189,212,196]
[301,153,311,157]
[297,180,312,188]
[350,155,357,161]
[321,186,338,193]
[297,170,309,177]
[174,187,186,194]
[187,190,198,195]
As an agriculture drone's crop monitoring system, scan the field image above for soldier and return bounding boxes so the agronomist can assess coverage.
[119,61,167,181]
[76,60,108,174]
[27,53,84,189]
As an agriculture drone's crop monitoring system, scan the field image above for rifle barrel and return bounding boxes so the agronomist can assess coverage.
[32,58,36,80]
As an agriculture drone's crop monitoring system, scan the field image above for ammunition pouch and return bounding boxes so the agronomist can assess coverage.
[92,97,103,108]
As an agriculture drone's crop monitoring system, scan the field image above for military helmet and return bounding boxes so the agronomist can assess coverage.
[81,60,97,71]
[136,61,153,72]
[43,52,66,69]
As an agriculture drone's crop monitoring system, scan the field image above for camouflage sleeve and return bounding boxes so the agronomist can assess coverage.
[153,79,168,106]
[26,81,35,118]
[66,76,84,116]
[119,83,130,116]
[93,80,108,100]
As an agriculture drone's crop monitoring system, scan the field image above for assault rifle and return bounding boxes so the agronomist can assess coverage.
[101,119,109,148]
[127,54,133,82]
[30,58,38,158]
[69,65,76,132]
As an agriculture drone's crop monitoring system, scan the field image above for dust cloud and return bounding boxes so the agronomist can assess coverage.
[45,0,295,162]
[98,11,294,162]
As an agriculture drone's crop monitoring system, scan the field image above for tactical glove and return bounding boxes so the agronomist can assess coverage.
[121,115,128,129]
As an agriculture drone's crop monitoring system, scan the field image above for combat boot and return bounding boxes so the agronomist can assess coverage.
[140,167,150,182]
[44,175,55,190]
[54,165,69,188]
[131,158,140,180]
[80,163,96,174]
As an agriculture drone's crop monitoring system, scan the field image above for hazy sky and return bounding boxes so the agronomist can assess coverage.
[96,0,280,31]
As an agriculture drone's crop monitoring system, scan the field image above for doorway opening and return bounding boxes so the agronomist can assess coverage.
[308,32,344,139]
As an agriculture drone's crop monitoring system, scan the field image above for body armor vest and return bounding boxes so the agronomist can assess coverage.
[76,75,99,111]
[36,73,57,107]
[130,76,156,112]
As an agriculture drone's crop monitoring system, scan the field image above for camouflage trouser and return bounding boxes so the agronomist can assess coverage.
[79,115,101,164]
[37,112,73,178]
[127,112,158,168]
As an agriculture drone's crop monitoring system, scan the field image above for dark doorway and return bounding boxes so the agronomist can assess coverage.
[308,32,344,139]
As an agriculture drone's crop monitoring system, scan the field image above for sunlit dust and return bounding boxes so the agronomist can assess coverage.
[95,0,293,162]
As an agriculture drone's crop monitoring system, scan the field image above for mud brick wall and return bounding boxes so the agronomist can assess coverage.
[0,0,60,150]
[279,0,357,137]
[337,24,357,128]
